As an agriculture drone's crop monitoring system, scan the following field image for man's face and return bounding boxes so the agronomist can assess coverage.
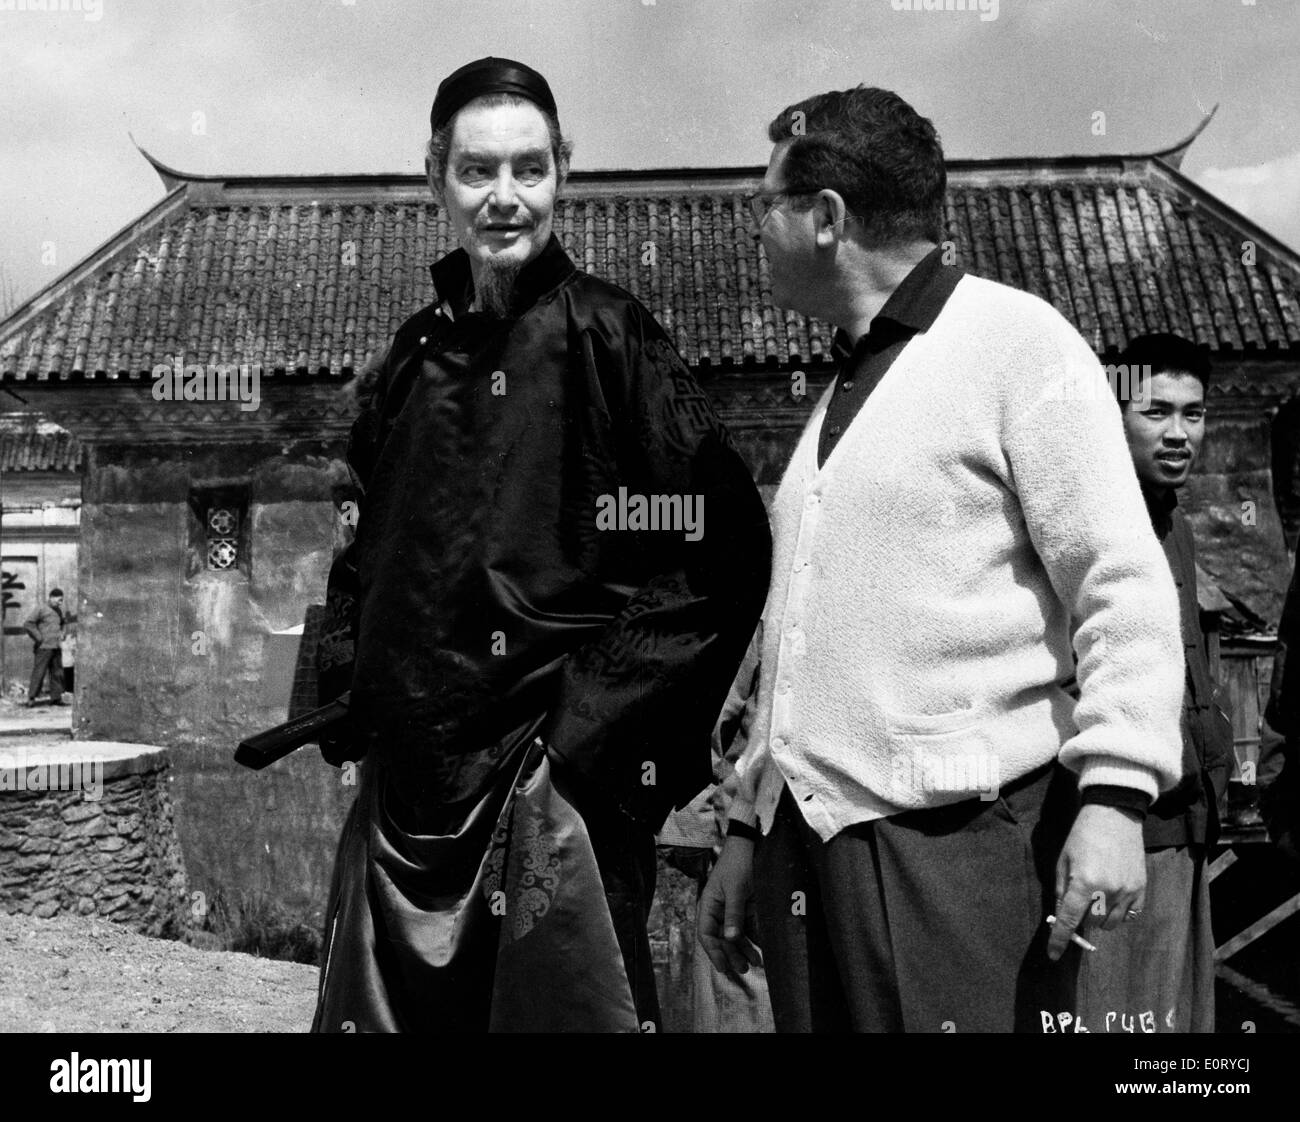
[1121,370,1206,491]
[49,595,62,608]
[439,99,558,276]
[757,141,819,315]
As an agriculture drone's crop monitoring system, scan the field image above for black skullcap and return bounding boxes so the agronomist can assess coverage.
[430,57,558,135]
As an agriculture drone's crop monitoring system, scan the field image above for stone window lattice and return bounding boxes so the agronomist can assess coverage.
[206,505,240,570]
[188,486,250,580]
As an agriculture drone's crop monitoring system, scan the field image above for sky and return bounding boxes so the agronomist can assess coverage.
[1,0,1297,309]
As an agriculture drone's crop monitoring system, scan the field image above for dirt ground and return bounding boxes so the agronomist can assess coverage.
[0,912,318,1033]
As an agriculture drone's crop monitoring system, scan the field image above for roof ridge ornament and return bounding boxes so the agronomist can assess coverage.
[1146,103,1219,171]
[130,133,206,192]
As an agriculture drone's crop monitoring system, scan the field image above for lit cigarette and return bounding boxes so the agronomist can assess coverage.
[1046,914,1096,953]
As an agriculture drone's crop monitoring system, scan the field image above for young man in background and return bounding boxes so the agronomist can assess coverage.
[1075,332,1233,1033]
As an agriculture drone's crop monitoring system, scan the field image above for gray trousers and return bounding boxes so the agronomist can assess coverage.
[1074,844,1214,1032]
[28,647,65,702]
[753,763,1079,1032]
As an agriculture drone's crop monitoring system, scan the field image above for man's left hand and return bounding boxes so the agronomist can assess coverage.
[1048,802,1146,960]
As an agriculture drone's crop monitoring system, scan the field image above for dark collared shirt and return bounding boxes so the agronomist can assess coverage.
[429,230,575,322]
[1142,485,1233,848]
[817,245,964,468]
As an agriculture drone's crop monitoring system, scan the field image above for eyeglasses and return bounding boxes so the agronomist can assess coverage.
[745,186,820,227]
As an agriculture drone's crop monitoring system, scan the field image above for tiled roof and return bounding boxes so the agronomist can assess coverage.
[2,148,1298,383]
[0,419,81,471]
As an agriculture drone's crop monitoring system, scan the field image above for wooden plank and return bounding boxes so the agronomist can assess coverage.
[1217,822,1269,845]
[1207,849,1238,882]
[1215,892,1300,961]
[1224,653,1261,779]
[1216,963,1300,1030]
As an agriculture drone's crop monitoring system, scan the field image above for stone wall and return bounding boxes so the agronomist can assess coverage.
[1185,360,1300,627]
[1270,395,1300,554]
[0,743,189,935]
[1185,400,1291,625]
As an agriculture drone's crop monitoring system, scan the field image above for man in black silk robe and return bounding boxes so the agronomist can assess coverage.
[310,57,770,1032]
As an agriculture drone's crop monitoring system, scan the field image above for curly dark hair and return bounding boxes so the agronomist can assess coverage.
[767,86,947,247]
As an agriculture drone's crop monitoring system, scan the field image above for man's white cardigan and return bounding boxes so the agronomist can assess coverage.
[729,274,1185,841]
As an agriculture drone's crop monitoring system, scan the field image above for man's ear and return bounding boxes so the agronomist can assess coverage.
[813,189,849,248]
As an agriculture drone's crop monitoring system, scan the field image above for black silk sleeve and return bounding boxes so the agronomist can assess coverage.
[315,347,392,765]
[541,306,772,828]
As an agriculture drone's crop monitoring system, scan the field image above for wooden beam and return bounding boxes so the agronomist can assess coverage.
[1215,892,1300,961]
[1208,849,1238,882]
[1216,962,1300,1030]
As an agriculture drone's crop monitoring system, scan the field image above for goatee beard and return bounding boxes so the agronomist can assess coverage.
[475,259,522,319]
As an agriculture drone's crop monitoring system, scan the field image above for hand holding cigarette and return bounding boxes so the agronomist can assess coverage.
[1046,914,1096,953]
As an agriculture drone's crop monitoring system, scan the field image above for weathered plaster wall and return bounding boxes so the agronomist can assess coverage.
[1185,403,1290,625]
[1184,360,1300,627]
[1270,394,1300,554]
[76,441,353,922]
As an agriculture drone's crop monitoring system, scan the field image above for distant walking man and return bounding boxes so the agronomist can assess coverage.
[1075,333,1232,1032]
[698,85,1185,1032]
[24,588,68,707]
